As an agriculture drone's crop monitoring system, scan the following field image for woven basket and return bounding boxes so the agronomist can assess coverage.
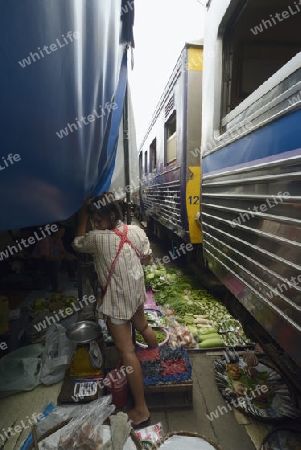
[151,431,224,450]
[260,425,301,449]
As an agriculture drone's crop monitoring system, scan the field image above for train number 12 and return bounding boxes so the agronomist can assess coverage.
[188,196,200,204]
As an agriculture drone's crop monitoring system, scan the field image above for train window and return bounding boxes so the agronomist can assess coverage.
[150,138,157,171]
[222,0,301,115]
[165,111,177,165]
[144,150,148,174]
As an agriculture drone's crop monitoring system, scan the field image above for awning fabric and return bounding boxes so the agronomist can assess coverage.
[0,0,134,231]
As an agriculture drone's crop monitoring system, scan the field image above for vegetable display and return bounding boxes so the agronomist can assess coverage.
[29,294,77,316]
[144,265,253,348]
[136,328,167,346]
[137,346,192,385]
[213,351,301,420]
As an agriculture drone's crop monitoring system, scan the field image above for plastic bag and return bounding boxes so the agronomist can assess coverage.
[135,423,164,446]
[0,343,44,398]
[58,395,115,450]
[41,323,76,385]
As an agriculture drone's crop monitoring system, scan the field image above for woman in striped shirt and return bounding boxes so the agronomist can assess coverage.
[73,197,158,428]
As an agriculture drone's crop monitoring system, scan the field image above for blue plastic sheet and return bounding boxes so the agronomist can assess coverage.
[20,403,56,450]
[0,0,134,231]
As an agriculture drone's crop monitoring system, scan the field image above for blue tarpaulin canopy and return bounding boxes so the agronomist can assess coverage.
[0,0,134,231]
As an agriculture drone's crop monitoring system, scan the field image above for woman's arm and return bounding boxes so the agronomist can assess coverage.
[72,200,96,254]
[75,201,90,237]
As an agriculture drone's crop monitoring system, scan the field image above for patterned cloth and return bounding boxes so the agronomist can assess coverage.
[72,221,151,320]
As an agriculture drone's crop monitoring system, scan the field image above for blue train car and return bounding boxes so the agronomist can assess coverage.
[138,42,203,251]
[201,0,301,379]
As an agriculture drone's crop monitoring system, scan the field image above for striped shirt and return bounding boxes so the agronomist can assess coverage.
[72,221,151,320]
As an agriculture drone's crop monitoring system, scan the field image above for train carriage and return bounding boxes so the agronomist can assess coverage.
[138,42,203,250]
[201,0,301,383]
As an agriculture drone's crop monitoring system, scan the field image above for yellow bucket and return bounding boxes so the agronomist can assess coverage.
[68,345,102,377]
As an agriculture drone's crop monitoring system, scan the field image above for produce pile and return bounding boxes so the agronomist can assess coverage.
[144,310,164,327]
[136,328,167,346]
[144,265,252,349]
[213,350,301,419]
[29,294,77,317]
[160,312,197,349]
[137,346,192,385]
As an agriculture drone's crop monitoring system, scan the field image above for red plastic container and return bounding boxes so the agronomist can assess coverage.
[104,368,128,408]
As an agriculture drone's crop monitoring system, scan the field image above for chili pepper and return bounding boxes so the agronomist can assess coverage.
[161,359,188,376]
[137,348,160,361]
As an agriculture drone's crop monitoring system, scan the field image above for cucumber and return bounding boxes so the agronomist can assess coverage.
[199,337,224,348]
[199,333,221,341]
[198,327,218,335]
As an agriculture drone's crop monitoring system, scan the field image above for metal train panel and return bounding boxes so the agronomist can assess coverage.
[139,43,203,244]
[201,0,301,368]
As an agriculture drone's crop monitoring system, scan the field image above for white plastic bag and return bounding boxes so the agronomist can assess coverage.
[0,344,44,398]
[41,324,76,385]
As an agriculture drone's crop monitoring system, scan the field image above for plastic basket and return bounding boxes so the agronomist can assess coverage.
[136,327,169,348]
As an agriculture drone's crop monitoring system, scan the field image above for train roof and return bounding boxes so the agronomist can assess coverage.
[138,40,203,151]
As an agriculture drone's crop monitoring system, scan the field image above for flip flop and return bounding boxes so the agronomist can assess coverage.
[130,417,151,430]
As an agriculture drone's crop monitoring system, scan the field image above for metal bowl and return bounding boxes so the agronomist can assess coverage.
[66,320,102,344]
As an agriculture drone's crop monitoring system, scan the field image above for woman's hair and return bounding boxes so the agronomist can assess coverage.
[88,194,123,228]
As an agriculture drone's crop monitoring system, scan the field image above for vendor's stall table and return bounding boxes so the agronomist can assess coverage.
[144,380,193,411]
[137,346,193,411]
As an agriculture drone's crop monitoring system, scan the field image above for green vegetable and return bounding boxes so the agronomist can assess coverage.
[187,325,199,335]
[199,337,224,348]
[146,273,155,280]
[136,329,166,345]
[198,333,221,341]
[143,265,252,348]
[198,327,218,335]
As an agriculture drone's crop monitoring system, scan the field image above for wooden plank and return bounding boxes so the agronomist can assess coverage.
[145,391,193,411]
[31,425,39,450]
[245,423,272,450]
[233,408,252,425]
[144,381,193,394]
[148,404,192,412]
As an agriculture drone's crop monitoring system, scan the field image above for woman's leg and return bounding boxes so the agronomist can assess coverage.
[131,306,158,348]
[107,318,150,424]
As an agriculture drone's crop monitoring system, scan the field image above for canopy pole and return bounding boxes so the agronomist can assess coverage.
[123,81,131,225]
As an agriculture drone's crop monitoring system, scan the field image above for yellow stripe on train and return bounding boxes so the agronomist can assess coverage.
[187,47,203,72]
[186,166,202,244]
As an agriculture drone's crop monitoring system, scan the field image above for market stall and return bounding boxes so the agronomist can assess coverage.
[142,265,254,351]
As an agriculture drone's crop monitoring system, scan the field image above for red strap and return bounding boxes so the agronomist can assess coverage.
[101,225,141,297]
[112,226,141,258]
